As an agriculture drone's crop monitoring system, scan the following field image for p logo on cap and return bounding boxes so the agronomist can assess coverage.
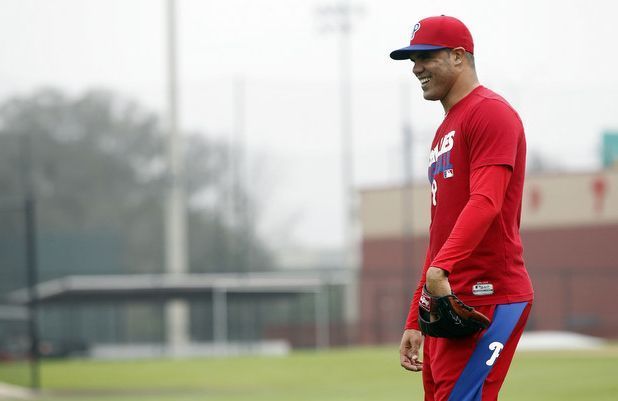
[411,22,421,40]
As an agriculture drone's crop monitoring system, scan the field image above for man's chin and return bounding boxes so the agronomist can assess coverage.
[422,91,441,101]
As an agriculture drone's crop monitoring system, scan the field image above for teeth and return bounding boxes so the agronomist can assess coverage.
[419,77,430,85]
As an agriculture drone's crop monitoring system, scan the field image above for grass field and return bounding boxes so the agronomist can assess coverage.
[2,345,618,401]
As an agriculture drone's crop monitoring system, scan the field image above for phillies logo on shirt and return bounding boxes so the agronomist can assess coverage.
[428,130,456,182]
[428,130,456,206]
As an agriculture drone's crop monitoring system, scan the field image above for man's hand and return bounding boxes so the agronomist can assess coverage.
[399,329,423,372]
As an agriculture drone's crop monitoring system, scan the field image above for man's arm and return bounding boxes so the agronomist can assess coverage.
[425,165,513,296]
[400,165,509,371]
[400,248,431,373]
[405,248,431,330]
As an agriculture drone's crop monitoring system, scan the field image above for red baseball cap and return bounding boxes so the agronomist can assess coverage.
[390,15,474,60]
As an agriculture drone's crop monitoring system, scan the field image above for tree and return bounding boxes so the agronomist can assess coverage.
[0,88,273,281]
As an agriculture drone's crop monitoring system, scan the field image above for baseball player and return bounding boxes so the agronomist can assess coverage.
[389,16,534,401]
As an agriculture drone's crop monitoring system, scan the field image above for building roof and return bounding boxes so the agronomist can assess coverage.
[7,271,349,304]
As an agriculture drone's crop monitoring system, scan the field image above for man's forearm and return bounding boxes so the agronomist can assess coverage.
[425,266,451,296]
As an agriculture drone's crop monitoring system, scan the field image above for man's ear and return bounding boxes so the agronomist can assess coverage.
[451,47,466,66]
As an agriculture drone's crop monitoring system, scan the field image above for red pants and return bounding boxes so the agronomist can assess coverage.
[422,302,532,401]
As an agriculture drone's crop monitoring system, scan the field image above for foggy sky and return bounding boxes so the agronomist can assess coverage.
[1,0,616,249]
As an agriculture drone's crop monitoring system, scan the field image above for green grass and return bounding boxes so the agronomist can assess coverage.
[0,360,32,388]
[2,345,617,401]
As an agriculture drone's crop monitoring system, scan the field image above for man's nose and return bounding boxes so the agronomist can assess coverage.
[412,61,423,75]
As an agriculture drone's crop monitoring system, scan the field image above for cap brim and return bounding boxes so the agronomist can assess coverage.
[389,44,447,60]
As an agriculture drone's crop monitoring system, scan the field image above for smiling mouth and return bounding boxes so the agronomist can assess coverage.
[419,76,431,87]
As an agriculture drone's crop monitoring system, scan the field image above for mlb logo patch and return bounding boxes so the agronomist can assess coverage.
[472,282,494,296]
[444,169,454,178]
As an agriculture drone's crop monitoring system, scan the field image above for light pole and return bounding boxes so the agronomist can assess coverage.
[316,1,363,339]
[164,0,190,356]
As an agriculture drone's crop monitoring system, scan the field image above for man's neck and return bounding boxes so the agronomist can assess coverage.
[441,73,480,113]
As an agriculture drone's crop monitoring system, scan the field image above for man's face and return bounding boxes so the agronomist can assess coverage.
[410,49,457,101]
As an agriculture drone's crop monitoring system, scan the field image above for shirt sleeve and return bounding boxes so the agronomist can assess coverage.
[465,99,523,170]
[404,247,431,330]
[430,165,512,273]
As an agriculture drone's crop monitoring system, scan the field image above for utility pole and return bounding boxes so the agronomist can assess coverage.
[164,0,190,356]
[20,130,40,390]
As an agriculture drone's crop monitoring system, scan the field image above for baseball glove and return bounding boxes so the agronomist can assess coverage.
[418,285,491,338]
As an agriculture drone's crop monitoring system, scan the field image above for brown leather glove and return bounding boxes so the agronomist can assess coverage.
[419,285,491,338]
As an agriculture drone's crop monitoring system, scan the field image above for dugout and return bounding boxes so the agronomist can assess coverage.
[6,271,349,357]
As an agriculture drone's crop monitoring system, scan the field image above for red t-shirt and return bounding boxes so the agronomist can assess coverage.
[421,85,533,307]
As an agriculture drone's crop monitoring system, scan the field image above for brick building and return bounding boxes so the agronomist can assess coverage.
[359,168,618,343]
